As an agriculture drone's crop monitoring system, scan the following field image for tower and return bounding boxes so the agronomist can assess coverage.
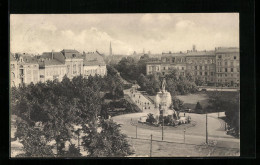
[192,45,196,52]
[109,41,113,55]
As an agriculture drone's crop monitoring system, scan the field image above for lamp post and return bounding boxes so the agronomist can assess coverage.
[206,112,208,144]
[162,110,164,141]
[136,125,138,139]
[184,128,186,143]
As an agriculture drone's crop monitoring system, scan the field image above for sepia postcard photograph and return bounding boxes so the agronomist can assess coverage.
[10,13,240,158]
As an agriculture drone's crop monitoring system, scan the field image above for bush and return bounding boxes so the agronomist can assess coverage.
[195,102,204,114]
[158,115,175,126]
[146,113,156,124]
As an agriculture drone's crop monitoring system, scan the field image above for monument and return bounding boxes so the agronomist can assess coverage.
[154,77,178,122]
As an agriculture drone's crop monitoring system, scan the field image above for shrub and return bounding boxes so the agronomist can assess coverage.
[146,113,156,124]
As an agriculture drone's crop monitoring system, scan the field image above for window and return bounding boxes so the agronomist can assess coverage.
[225,62,228,65]
[225,68,227,72]
[195,66,197,70]
[211,72,213,76]
[231,61,234,66]
[234,56,236,60]
[231,68,233,72]
[218,55,222,58]
[200,72,202,75]
[163,67,166,70]
[182,67,184,70]
[205,72,208,76]
[200,66,202,70]
[205,66,207,70]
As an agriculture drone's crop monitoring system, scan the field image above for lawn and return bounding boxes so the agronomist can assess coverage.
[176,91,239,110]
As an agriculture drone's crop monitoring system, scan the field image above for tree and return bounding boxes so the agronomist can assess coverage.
[171,97,184,111]
[195,102,203,113]
[63,144,82,157]
[15,119,54,157]
[82,119,133,157]
[195,77,204,86]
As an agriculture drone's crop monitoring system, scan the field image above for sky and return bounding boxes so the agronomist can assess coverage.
[10,13,239,55]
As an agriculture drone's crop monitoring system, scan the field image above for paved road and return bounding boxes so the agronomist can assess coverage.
[113,87,240,149]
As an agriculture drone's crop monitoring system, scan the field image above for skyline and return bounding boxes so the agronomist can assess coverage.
[10,13,239,55]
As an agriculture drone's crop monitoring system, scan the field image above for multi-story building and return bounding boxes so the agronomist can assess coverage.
[160,52,187,76]
[186,50,216,85]
[10,49,107,87]
[13,54,40,86]
[38,51,67,82]
[10,54,18,87]
[61,49,84,79]
[82,51,107,78]
[215,47,240,87]
[146,47,239,87]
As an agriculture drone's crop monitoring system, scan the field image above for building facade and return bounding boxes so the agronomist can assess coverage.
[215,47,240,87]
[10,49,107,87]
[10,55,18,87]
[146,47,239,87]
[82,51,107,78]
[11,55,40,86]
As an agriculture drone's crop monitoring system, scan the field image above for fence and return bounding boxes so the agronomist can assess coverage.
[126,136,240,157]
[129,119,239,157]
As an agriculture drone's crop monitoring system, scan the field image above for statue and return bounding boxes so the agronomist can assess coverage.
[161,78,166,92]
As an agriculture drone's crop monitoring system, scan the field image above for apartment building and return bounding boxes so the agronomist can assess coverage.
[10,49,107,87]
[146,47,239,87]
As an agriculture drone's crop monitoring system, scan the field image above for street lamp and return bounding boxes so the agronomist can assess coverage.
[206,112,208,144]
[183,128,186,143]
[162,110,164,141]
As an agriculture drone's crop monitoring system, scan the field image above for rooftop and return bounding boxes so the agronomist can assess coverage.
[38,58,64,67]
[83,52,106,66]
[61,49,82,59]
[215,47,239,53]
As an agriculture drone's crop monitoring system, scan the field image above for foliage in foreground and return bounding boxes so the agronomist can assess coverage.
[82,119,133,157]
[11,73,132,157]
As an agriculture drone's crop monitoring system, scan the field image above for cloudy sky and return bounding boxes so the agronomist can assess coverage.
[10,13,239,55]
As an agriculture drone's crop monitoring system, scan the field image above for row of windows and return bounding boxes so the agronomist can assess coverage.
[162,66,185,70]
[194,66,211,70]
[46,69,66,76]
[83,68,106,75]
[218,55,237,60]
[217,79,239,82]
[194,72,214,76]
[187,59,215,64]
[216,68,239,72]
[217,74,239,77]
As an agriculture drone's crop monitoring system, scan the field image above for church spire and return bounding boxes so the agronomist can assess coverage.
[110,41,113,56]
